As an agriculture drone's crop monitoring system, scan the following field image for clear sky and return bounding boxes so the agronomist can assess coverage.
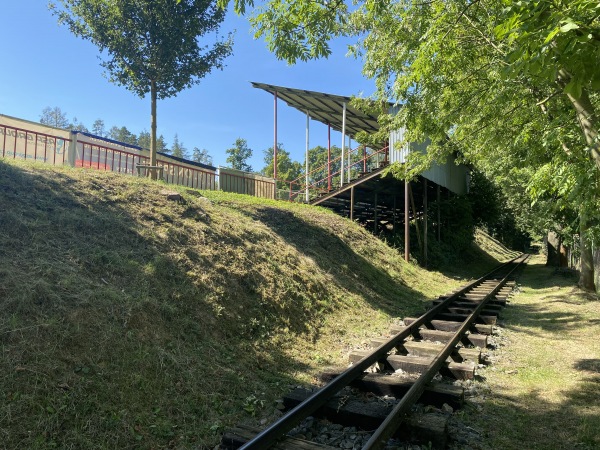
[0,1,376,171]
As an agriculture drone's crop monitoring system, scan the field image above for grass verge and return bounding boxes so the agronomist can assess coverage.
[454,254,600,449]
[0,158,511,449]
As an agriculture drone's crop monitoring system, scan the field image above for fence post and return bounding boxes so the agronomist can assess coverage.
[67,131,77,167]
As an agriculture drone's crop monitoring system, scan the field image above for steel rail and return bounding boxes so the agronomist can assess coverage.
[239,254,526,449]
[362,253,528,449]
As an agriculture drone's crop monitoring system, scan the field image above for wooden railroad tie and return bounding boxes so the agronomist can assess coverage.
[367,338,481,363]
[391,322,490,347]
[282,388,448,449]
[349,350,476,380]
[318,371,464,409]
[221,423,336,449]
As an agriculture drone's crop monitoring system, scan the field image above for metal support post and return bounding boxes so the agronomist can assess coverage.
[405,180,410,262]
[305,111,310,202]
[341,102,346,187]
[350,186,355,221]
[327,123,331,191]
[347,137,352,182]
[274,92,278,198]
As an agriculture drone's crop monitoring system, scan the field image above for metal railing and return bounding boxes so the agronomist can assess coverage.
[1,123,69,165]
[281,144,390,202]
[1,116,390,204]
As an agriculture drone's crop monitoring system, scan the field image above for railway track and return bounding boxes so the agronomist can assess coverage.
[221,254,528,449]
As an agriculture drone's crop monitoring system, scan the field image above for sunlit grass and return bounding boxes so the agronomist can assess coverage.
[0,158,516,449]
[457,254,600,449]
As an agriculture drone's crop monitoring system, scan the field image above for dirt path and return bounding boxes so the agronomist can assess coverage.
[451,254,600,450]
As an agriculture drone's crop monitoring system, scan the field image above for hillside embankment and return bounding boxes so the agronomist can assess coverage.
[0,159,513,449]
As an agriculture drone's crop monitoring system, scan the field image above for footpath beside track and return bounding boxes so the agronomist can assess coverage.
[221,255,528,449]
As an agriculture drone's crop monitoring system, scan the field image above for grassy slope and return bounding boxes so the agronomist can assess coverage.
[0,159,507,449]
[456,255,600,449]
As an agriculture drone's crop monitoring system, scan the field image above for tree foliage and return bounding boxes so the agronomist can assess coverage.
[262,144,302,180]
[226,138,253,171]
[108,126,138,146]
[192,147,213,165]
[138,131,169,154]
[171,134,188,159]
[40,107,70,129]
[51,0,233,175]
[224,0,600,290]
[92,119,106,137]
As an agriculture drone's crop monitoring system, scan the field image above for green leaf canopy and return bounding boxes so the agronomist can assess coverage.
[52,0,233,100]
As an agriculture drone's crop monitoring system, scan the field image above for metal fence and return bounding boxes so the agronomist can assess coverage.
[0,115,70,165]
[0,114,268,197]
[0,113,393,203]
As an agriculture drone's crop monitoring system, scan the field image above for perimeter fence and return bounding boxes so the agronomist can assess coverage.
[0,114,274,199]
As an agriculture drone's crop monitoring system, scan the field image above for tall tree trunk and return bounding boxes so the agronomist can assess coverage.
[557,69,598,289]
[580,214,596,291]
[558,69,600,170]
[150,80,158,180]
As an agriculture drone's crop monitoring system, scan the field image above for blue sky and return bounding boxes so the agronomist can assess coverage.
[0,1,376,170]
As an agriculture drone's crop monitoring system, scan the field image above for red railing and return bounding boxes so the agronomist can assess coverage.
[76,139,217,190]
[1,121,390,203]
[77,141,144,173]
[282,144,390,202]
[0,124,69,164]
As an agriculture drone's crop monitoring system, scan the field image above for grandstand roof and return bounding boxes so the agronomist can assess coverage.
[251,82,388,138]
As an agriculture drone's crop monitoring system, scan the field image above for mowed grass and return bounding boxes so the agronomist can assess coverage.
[1,158,495,450]
[459,254,600,449]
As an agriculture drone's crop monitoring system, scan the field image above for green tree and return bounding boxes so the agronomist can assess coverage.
[92,119,106,137]
[224,0,600,291]
[108,126,138,146]
[40,106,70,128]
[138,130,169,154]
[171,134,188,159]
[70,117,88,132]
[307,145,343,189]
[51,0,233,179]
[262,143,303,191]
[225,138,253,172]
[192,147,213,165]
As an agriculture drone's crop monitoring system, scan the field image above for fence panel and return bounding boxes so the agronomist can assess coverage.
[219,167,275,199]
[159,160,216,190]
[0,114,70,165]
[2,115,280,201]
[75,132,218,189]
[77,138,148,174]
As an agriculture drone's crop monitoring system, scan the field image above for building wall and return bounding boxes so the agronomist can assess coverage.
[389,126,469,195]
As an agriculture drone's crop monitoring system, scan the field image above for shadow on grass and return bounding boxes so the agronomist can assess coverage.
[519,262,579,290]
[457,262,600,449]
[0,161,323,449]
[464,372,600,449]
[2,160,464,449]
[500,262,596,336]
[237,206,431,318]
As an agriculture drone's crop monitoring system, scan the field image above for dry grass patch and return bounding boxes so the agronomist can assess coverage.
[456,254,600,449]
